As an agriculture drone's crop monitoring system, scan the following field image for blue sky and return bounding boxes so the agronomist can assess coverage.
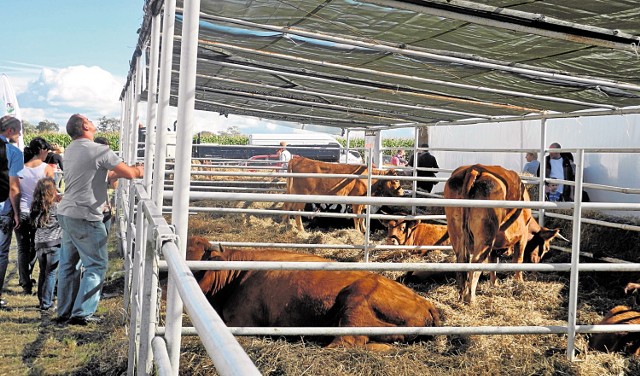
[1,1,410,138]
[1,1,142,128]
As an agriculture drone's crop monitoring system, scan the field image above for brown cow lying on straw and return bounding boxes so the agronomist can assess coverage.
[589,305,640,356]
[186,236,441,351]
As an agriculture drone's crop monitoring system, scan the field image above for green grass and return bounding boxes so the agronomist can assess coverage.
[0,231,128,376]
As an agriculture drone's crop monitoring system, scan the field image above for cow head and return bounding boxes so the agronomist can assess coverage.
[384,218,420,246]
[524,228,562,263]
[186,236,219,261]
[373,169,404,197]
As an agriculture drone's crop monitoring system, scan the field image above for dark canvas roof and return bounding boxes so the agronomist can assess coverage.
[125,0,640,132]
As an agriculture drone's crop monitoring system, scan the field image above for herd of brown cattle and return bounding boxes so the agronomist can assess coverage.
[186,158,637,355]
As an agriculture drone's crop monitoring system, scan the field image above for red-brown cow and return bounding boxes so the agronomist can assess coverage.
[444,164,562,304]
[383,218,452,283]
[383,219,449,256]
[187,237,440,351]
[283,156,404,233]
[589,305,640,356]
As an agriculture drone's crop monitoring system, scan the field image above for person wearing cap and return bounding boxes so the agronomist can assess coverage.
[277,141,292,170]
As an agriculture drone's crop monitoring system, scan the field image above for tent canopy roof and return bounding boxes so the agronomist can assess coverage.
[125,0,640,132]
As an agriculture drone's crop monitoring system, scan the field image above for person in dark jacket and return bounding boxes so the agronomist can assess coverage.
[537,142,575,202]
[407,143,439,193]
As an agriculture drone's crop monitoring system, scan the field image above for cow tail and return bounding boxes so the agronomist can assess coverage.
[462,168,480,197]
[460,168,479,264]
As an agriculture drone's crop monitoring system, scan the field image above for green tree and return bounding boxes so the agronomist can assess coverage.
[217,126,241,136]
[98,116,120,132]
[37,120,59,132]
[21,120,37,134]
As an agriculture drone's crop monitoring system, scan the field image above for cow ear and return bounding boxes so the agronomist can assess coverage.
[407,219,421,229]
[208,253,224,261]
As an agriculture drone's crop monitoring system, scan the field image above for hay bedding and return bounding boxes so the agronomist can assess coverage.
[177,196,640,375]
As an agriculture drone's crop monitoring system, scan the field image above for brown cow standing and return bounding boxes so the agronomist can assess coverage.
[444,164,562,304]
[589,305,640,356]
[187,237,440,351]
[283,156,404,232]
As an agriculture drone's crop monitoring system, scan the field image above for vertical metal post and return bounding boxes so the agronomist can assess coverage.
[538,116,548,227]
[152,0,176,209]
[137,202,160,374]
[411,126,419,215]
[144,13,161,194]
[345,129,351,162]
[123,183,137,312]
[566,149,585,361]
[127,194,147,375]
[129,56,143,165]
[165,0,200,374]
[363,149,373,263]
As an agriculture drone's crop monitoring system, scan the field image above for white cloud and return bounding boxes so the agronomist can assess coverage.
[16,65,124,127]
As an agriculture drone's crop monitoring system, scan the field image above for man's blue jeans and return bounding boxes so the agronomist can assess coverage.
[57,215,108,319]
[36,247,60,309]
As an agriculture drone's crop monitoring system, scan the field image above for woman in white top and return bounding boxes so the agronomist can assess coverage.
[15,137,54,294]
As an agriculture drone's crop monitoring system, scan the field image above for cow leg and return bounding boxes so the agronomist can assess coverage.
[446,208,468,303]
[512,238,527,282]
[327,279,406,350]
[467,244,493,304]
[292,202,305,231]
[488,250,498,287]
[281,201,291,229]
[352,204,365,233]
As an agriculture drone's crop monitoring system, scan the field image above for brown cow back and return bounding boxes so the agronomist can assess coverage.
[589,305,640,355]
[284,156,403,232]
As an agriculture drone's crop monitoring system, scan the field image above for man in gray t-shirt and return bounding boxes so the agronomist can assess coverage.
[56,114,144,326]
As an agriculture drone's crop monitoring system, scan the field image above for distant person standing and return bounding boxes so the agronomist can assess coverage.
[15,137,55,295]
[0,116,24,309]
[45,143,64,190]
[277,141,292,170]
[407,143,439,193]
[55,114,144,325]
[390,149,408,166]
[537,142,575,202]
[522,152,539,175]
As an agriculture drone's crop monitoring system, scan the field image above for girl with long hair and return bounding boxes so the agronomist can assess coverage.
[30,177,62,311]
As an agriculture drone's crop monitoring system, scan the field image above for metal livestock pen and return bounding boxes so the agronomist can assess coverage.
[117,0,640,374]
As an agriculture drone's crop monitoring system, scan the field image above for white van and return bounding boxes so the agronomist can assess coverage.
[249,133,363,164]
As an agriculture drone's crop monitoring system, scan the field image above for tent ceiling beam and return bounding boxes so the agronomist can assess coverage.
[365,0,640,51]
[195,86,432,124]
[194,13,640,92]
[191,71,487,120]
[195,41,542,114]
[186,95,403,127]
[194,34,616,111]
[207,60,510,118]
[384,106,640,130]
